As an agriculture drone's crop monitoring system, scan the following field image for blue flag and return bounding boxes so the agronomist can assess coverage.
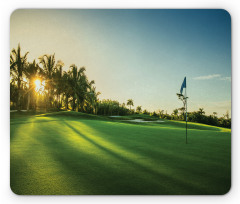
[180,77,186,95]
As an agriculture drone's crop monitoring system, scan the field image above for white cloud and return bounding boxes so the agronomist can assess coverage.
[194,74,231,81]
[220,76,231,81]
[193,74,221,80]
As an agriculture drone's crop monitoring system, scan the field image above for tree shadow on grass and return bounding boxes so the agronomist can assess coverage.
[37,133,164,194]
[50,120,212,195]
[10,116,230,195]
[40,123,168,194]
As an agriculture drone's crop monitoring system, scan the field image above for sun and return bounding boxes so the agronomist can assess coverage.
[34,79,44,93]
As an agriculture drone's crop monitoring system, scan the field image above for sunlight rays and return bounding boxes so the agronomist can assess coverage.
[10,113,231,194]
[34,79,45,93]
[10,118,83,194]
[63,120,215,192]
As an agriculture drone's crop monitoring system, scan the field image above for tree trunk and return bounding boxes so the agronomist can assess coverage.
[27,90,30,111]
[66,96,68,110]
[76,98,79,112]
[45,89,49,111]
[27,81,32,111]
[95,105,97,115]
[17,77,21,111]
[60,94,63,108]
[35,93,38,111]
[47,93,49,110]
[57,94,60,110]
[72,96,76,111]
[80,100,84,112]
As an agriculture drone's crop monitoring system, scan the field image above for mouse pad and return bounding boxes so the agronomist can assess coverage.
[10,9,231,195]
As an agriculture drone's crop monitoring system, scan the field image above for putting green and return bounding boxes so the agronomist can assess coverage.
[10,111,231,195]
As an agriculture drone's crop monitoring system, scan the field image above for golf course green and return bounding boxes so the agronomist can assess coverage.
[10,111,231,195]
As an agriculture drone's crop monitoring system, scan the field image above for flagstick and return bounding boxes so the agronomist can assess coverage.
[185,83,188,144]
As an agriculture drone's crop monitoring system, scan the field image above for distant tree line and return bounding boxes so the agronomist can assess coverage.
[10,44,231,128]
[148,108,231,129]
[178,108,231,129]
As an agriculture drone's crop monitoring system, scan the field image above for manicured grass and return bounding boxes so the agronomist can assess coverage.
[109,113,160,121]
[10,111,231,195]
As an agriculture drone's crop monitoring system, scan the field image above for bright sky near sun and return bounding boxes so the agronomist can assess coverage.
[10,9,231,116]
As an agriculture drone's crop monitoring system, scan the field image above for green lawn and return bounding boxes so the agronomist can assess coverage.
[10,111,231,195]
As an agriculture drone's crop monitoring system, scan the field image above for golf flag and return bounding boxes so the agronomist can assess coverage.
[180,77,186,95]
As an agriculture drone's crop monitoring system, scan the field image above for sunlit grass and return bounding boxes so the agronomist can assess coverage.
[10,111,231,195]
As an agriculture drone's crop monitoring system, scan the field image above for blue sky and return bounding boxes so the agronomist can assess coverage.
[10,9,231,116]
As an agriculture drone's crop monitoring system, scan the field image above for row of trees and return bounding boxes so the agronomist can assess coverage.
[96,99,143,116]
[181,109,231,128]
[10,44,100,113]
[10,44,231,128]
[141,108,231,129]
[118,100,231,128]
[96,98,231,129]
[10,44,141,115]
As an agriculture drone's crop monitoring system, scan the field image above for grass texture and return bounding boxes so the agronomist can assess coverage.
[10,111,231,195]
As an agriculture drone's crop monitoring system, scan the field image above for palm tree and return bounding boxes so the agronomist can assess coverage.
[198,108,205,115]
[178,107,185,120]
[127,99,134,111]
[38,54,56,109]
[224,111,230,119]
[10,43,29,111]
[62,71,72,110]
[136,106,142,114]
[53,60,64,109]
[172,109,178,119]
[88,86,101,114]
[24,60,39,111]
[77,67,89,112]
[69,64,78,110]
[158,109,164,118]
[66,65,89,112]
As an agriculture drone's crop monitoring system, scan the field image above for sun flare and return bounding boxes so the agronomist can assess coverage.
[34,79,44,93]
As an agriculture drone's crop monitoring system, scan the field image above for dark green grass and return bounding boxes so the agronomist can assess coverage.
[108,114,160,121]
[10,111,231,195]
